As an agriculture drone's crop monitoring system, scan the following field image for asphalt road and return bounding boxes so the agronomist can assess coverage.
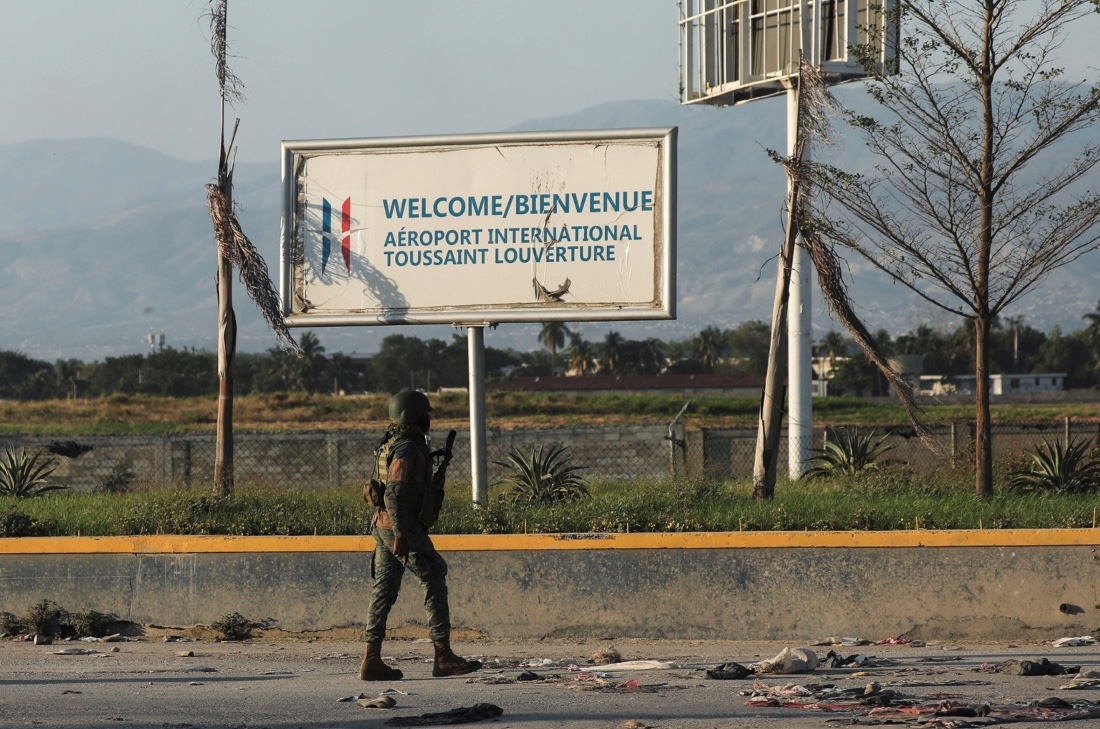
[3,635,1100,728]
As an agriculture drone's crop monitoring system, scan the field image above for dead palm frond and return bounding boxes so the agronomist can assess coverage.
[206,183,301,353]
[207,0,244,105]
[774,56,932,447]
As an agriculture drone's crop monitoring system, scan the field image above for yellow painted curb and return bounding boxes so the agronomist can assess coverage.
[2,529,1099,554]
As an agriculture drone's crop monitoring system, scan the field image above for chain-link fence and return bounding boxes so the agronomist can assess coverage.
[3,419,1098,491]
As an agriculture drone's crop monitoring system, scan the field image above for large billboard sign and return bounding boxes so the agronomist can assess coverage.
[680,0,897,106]
[280,128,676,327]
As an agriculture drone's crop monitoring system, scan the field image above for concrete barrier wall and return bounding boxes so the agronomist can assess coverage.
[2,531,1098,642]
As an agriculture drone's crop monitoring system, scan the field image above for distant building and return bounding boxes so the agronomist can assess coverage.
[951,373,1066,396]
[488,374,764,397]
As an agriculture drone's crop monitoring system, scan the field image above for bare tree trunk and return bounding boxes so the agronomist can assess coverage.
[752,202,798,500]
[974,314,993,498]
[753,83,805,500]
[214,178,236,497]
[974,11,994,500]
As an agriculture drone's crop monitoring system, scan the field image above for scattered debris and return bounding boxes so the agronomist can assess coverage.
[589,645,622,664]
[175,651,195,658]
[992,658,1078,676]
[751,647,819,674]
[464,675,514,685]
[525,658,560,667]
[705,662,752,680]
[822,651,883,669]
[812,637,874,646]
[358,695,397,710]
[1059,670,1100,690]
[1054,636,1098,648]
[517,670,548,681]
[582,660,678,672]
[383,702,503,726]
[54,648,100,655]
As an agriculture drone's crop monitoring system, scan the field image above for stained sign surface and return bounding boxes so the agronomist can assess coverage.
[280,128,676,326]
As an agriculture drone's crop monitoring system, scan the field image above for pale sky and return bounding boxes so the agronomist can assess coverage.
[4,1,1095,163]
[1,0,680,164]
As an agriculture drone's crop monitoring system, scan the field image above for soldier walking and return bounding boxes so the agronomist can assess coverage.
[359,390,481,680]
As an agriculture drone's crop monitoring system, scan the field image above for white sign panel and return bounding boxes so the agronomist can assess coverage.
[280,128,676,326]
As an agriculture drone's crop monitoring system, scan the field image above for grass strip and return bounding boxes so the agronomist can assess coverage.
[3,475,1099,537]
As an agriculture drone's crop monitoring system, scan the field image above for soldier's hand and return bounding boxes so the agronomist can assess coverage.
[392,535,408,564]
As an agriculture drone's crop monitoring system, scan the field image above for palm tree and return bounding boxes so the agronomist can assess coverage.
[639,338,665,375]
[600,331,624,375]
[294,331,326,391]
[818,330,846,366]
[1083,300,1100,365]
[696,326,725,372]
[538,322,570,376]
[567,333,595,376]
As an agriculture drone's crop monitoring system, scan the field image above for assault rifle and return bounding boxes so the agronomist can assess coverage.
[432,430,458,489]
[419,430,457,527]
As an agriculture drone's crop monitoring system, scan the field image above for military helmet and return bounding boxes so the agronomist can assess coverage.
[388,389,434,424]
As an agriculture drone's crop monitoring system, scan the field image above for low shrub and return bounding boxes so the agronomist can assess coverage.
[0,446,65,497]
[1007,438,1100,493]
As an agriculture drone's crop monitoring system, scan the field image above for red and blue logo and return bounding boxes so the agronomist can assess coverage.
[321,197,352,274]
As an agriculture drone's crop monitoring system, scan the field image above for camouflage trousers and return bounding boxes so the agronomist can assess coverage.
[364,523,450,643]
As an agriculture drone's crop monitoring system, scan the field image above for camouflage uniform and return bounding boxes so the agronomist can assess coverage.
[364,423,450,643]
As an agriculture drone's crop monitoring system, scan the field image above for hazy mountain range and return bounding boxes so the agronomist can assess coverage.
[2,88,1098,362]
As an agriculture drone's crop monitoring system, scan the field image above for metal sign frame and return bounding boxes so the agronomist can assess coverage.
[279,128,676,328]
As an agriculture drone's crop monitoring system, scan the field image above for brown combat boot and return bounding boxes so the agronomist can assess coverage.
[432,639,482,677]
[358,641,403,681]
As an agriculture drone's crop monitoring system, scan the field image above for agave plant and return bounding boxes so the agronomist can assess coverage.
[804,429,896,478]
[493,444,589,504]
[1007,437,1100,493]
[0,446,65,498]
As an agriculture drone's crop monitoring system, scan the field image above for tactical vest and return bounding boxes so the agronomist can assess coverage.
[366,428,442,527]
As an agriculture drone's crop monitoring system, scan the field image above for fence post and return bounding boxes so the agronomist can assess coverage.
[684,429,705,476]
[1065,416,1071,445]
[328,434,342,488]
[950,423,957,459]
[181,440,192,486]
[667,422,687,478]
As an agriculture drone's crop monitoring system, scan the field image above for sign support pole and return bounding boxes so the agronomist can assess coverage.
[787,86,813,479]
[466,324,489,505]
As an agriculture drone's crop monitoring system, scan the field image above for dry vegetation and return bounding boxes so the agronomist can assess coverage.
[0,392,1097,436]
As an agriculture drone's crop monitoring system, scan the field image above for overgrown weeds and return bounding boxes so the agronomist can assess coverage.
[0,601,121,638]
[2,473,1099,536]
[210,612,256,641]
